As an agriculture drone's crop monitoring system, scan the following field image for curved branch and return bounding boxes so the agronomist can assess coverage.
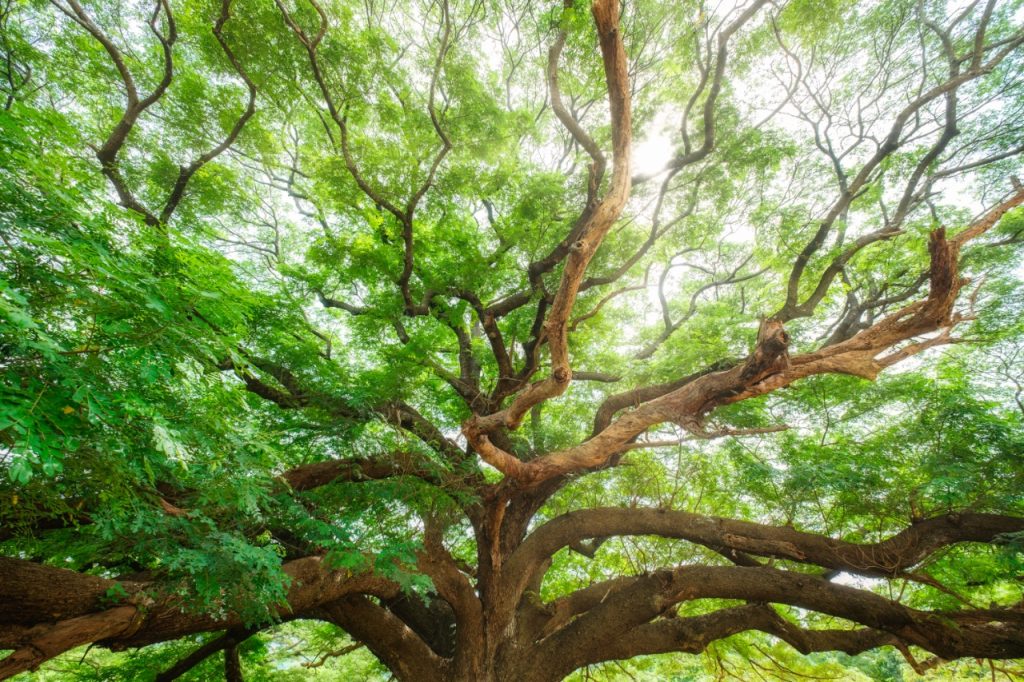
[590,358,735,435]
[637,258,765,360]
[776,14,1024,322]
[317,595,447,682]
[510,508,1024,590]
[0,606,140,679]
[222,353,464,460]
[50,0,176,226]
[668,0,769,171]
[468,185,1024,487]
[463,0,634,467]
[155,628,254,682]
[0,555,401,678]
[415,521,483,679]
[548,16,606,195]
[535,564,1024,680]
[159,0,257,223]
[274,0,406,226]
[280,453,442,491]
[525,603,894,681]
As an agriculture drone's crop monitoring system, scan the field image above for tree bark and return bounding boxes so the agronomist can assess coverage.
[4,504,1024,681]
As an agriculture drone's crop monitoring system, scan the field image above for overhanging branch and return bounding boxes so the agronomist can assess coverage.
[510,508,1024,587]
[533,564,1024,680]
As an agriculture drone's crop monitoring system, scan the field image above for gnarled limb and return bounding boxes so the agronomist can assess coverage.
[509,508,1024,594]
[462,0,634,452]
[317,595,448,682]
[0,555,403,678]
[532,564,1024,682]
[471,185,1024,488]
[0,606,140,679]
[522,603,895,682]
[590,358,736,435]
[415,521,484,679]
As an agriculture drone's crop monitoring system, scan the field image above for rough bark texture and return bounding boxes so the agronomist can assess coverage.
[3,504,1024,681]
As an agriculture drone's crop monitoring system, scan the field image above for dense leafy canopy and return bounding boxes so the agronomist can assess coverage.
[1,0,1024,679]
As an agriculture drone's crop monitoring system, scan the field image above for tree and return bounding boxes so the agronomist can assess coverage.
[2,0,1024,679]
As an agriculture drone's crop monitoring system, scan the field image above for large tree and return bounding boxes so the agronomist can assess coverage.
[2,0,1024,679]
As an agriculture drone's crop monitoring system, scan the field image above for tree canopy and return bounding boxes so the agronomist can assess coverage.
[2,0,1024,679]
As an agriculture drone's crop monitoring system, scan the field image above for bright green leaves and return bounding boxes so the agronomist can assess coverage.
[165,530,292,627]
[7,459,32,486]
[0,102,299,628]
[776,0,855,42]
[152,421,190,464]
[762,369,1024,523]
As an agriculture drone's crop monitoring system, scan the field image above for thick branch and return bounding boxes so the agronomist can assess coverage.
[0,606,139,679]
[0,554,400,665]
[527,603,894,680]
[536,564,1024,678]
[463,0,634,468]
[280,453,441,491]
[510,508,1024,589]
[317,595,447,682]
[472,186,1024,487]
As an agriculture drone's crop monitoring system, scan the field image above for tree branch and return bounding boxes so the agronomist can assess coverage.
[0,554,401,677]
[533,564,1024,681]
[317,595,447,682]
[155,628,254,682]
[510,508,1024,589]
[465,0,634,444]
[469,184,1024,487]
